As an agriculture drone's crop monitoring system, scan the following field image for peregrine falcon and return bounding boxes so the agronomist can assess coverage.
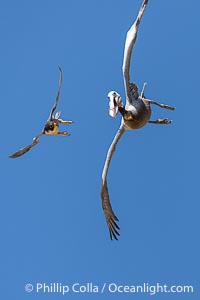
[9,66,73,158]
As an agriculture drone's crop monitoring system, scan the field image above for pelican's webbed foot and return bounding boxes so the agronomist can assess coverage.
[149,118,172,125]
[144,99,176,111]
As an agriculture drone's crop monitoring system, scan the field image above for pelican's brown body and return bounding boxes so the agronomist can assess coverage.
[120,98,151,130]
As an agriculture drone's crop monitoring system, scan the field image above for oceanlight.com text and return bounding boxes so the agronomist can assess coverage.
[25,282,194,295]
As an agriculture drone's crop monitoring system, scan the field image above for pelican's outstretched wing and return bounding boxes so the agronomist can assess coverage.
[100,123,126,240]
[8,133,43,158]
[122,0,148,104]
[48,66,63,121]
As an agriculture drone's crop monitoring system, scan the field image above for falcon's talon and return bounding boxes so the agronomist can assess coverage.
[60,120,73,125]
[59,132,70,136]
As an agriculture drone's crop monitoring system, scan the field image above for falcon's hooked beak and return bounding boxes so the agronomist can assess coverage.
[107,91,123,118]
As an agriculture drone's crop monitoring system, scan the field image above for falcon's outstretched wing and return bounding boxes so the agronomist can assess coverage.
[122,0,149,105]
[8,133,43,158]
[48,66,63,121]
[100,124,126,240]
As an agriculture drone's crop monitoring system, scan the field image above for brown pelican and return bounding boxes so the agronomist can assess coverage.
[9,66,73,158]
[100,0,175,240]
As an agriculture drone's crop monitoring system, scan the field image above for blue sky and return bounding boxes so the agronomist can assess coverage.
[1,0,200,299]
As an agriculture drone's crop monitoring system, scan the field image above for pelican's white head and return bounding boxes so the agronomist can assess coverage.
[107,91,123,118]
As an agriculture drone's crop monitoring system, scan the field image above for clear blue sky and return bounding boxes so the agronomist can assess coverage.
[1,0,199,299]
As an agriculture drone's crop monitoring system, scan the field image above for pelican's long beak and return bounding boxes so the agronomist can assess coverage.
[107,91,123,118]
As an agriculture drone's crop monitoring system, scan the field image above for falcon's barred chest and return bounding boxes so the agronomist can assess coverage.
[44,121,59,135]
